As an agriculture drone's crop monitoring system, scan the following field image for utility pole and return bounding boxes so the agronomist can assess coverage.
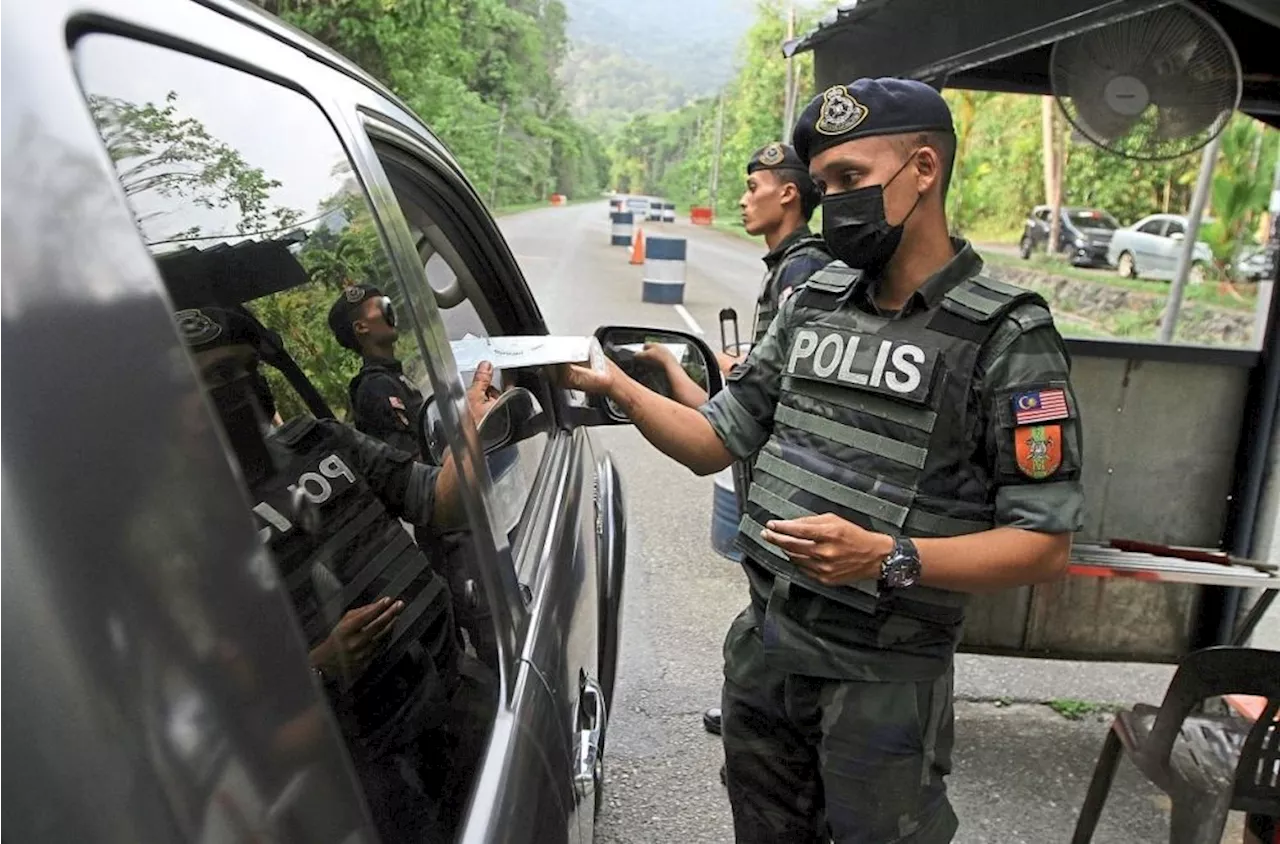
[782,1,797,143]
[489,100,508,208]
[1042,97,1063,258]
[1161,130,1223,343]
[709,93,725,216]
[1253,139,1280,346]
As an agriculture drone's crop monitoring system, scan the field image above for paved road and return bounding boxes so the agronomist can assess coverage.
[497,202,1244,843]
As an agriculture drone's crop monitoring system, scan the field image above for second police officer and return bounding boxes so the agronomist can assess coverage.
[564,78,1084,843]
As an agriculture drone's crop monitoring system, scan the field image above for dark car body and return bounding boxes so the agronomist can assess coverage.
[1019,205,1120,267]
[2,2,625,842]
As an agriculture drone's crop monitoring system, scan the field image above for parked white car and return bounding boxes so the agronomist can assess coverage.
[1107,214,1214,282]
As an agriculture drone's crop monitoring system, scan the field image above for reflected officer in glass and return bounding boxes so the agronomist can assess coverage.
[566,78,1084,843]
[330,283,496,457]
[177,305,495,844]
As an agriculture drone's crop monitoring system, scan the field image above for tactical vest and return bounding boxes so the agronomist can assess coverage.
[737,261,1047,627]
[349,361,425,436]
[752,234,831,348]
[253,418,456,756]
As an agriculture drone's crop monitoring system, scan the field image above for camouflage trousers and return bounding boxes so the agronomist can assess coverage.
[721,609,958,844]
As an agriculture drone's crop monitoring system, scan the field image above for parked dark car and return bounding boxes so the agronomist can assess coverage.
[1019,205,1121,267]
[2,1,719,841]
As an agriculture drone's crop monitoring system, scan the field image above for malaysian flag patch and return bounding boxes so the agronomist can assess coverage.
[1012,388,1069,425]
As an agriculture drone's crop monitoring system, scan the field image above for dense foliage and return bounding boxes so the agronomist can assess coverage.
[604,0,1276,260]
[270,0,610,205]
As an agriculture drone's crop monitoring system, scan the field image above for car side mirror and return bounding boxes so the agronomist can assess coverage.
[417,387,543,465]
[590,326,724,424]
[1169,231,1185,242]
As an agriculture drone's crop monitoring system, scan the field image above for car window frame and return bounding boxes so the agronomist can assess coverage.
[321,94,533,683]
[365,134,561,559]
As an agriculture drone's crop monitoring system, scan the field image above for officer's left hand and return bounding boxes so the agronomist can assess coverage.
[761,514,895,586]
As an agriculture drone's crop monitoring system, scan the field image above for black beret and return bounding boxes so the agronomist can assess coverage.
[175,306,268,353]
[327,283,384,351]
[793,78,954,165]
[746,142,806,175]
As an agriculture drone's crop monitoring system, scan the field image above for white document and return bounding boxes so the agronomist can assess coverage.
[450,334,605,373]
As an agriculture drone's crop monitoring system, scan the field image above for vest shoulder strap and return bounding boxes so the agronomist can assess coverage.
[793,263,861,311]
[272,416,321,448]
[931,274,1049,343]
[779,235,831,265]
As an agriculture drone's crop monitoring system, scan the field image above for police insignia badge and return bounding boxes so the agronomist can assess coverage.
[344,286,366,304]
[1015,424,1062,480]
[760,143,785,166]
[175,308,222,347]
[815,85,868,136]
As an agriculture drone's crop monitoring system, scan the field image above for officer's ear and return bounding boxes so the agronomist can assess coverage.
[776,176,800,209]
[352,317,370,339]
[913,145,943,197]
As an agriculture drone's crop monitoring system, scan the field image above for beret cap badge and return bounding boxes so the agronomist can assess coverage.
[759,143,785,165]
[175,308,223,347]
[815,85,868,136]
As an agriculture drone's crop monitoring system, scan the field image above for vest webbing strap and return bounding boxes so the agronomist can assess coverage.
[755,449,909,527]
[336,527,416,609]
[738,514,880,600]
[748,483,814,521]
[285,501,385,593]
[776,404,928,469]
[356,573,446,689]
[782,378,937,433]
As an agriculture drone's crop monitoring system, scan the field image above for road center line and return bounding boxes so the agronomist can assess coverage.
[674,304,703,335]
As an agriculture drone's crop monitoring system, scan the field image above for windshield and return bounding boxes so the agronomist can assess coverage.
[1067,209,1119,230]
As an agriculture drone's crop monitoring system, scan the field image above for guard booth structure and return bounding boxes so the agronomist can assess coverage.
[787,0,1280,663]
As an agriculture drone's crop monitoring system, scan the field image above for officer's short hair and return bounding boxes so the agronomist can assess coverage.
[772,169,821,221]
[894,131,956,199]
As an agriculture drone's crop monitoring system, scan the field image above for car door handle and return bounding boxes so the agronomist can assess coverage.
[573,675,606,801]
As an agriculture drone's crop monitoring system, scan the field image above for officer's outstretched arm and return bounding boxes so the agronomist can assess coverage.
[562,359,734,476]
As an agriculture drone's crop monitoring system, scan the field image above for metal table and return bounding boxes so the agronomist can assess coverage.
[1069,544,1280,646]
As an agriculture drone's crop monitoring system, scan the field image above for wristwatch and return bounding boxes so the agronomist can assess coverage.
[879,536,922,589]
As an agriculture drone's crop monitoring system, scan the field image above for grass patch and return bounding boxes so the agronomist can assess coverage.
[984,251,1256,313]
[1048,699,1121,720]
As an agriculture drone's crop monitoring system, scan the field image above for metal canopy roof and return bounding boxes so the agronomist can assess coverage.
[785,0,1280,128]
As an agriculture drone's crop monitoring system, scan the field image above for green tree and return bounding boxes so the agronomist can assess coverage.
[89,91,302,243]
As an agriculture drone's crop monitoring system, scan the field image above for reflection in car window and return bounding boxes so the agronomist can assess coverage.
[1165,220,1185,236]
[1138,219,1167,235]
[377,148,552,557]
[75,35,495,843]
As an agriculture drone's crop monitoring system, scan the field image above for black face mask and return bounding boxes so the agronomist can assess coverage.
[210,372,273,487]
[821,151,923,274]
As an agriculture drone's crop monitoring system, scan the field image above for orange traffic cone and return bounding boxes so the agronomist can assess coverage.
[630,226,645,265]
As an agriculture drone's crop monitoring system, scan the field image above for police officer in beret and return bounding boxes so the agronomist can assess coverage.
[177,304,497,844]
[564,78,1083,842]
[329,283,496,457]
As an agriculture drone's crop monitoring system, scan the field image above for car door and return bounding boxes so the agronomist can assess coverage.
[1132,217,1170,275]
[341,103,607,842]
[1159,218,1188,277]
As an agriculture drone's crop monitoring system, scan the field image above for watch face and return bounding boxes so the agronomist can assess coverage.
[883,541,921,588]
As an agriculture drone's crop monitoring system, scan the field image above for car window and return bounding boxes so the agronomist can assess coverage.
[1067,210,1118,230]
[1165,219,1186,237]
[1138,219,1167,235]
[372,141,554,561]
[1033,208,1050,222]
[74,35,496,842]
